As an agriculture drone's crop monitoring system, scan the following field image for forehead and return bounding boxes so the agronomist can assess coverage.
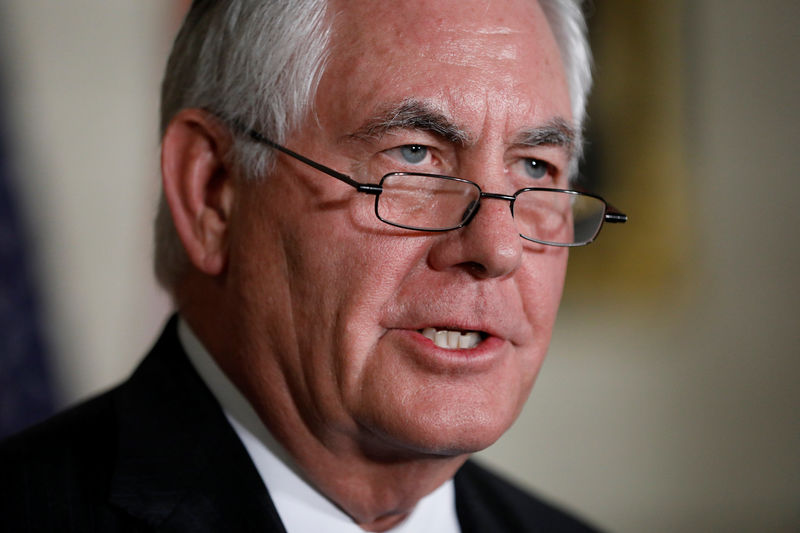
[315,0,571,139]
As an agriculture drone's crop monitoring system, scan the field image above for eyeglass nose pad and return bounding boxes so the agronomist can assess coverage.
[461,199,481,227]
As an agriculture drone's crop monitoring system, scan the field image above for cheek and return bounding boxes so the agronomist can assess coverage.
[327,234,431,368]
[531,245,568,300]
[547,248,569,305]
[518,247,569,346]
[282,221,433,415]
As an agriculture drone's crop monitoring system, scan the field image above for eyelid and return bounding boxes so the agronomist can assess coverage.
[375,127,442,144]
[528,156,556,172]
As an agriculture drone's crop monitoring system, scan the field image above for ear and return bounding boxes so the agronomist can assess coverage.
[161,109,236,277]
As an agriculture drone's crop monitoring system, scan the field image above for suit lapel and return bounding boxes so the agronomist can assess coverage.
[108,317,287,532]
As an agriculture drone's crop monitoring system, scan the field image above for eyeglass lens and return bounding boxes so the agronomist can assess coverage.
[377,174,606,246]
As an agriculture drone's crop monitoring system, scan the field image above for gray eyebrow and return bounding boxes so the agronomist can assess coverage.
[348,99,471,145]
[514,118,578,157]
[347,99,577,158]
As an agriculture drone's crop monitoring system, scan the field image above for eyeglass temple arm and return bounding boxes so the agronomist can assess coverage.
[604,204,627,224]
[243,127,381,195]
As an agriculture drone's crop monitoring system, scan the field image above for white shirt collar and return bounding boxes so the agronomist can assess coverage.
[178,318,461,533]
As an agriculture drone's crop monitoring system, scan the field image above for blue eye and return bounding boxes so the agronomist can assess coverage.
[399,145,428,164]
[524,158,549,180]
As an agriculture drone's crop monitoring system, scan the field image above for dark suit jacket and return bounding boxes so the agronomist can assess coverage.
[0,317,602,532]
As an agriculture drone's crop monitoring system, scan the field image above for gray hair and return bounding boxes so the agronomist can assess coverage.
[153,0,592,293]
[153,0,331,291]
[540,0,593,133]
[540,0,593,178]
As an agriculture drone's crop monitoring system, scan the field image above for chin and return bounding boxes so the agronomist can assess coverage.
[362,401,521,459]
[351,351,536,460]
[422,410,516,455]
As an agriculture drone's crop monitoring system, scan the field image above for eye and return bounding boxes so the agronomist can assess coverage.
[384,144,432,166]
[523,158,551,180]
[398,145,428,164]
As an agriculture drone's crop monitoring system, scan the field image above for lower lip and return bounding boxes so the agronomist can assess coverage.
[387,329,507,372]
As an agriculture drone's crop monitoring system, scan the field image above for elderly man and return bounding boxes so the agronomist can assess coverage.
[1,0,625,531]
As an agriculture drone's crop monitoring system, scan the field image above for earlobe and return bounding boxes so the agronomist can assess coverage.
[161,109,235,277]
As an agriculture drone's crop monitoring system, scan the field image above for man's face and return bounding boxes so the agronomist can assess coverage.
[226,0,573,458]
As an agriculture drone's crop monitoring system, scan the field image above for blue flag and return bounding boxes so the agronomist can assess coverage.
[0,65,55,439]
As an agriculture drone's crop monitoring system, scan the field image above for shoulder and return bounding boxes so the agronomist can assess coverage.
[454,460,605,533]
[0,389,117,474]
[0,389,128,529]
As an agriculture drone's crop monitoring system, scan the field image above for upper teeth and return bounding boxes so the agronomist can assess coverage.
[421,328,482,349]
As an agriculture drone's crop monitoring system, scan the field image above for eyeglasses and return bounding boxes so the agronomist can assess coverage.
[244,128,627,247]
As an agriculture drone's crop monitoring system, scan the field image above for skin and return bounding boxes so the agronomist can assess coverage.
[162,0,573,530]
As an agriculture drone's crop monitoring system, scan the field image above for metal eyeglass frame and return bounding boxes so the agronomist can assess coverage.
[243,127,628,247]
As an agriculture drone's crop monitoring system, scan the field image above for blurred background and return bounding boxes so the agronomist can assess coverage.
[0,1,797,532]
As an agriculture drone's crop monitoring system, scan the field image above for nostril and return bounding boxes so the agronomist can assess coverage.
[464,261,487,277]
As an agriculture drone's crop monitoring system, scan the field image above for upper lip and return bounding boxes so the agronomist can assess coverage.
[386,307,530,346]
[415,323,491,336]
[379,280,534,346]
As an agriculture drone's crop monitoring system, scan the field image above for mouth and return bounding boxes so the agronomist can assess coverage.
[419,327,487,350]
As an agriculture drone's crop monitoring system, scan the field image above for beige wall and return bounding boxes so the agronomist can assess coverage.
[3,2,798,532]
[2,1,172,399]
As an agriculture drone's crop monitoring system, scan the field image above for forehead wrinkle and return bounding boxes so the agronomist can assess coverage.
[345,99,472,146]
[429,41,518,67]
[472,25,516,36]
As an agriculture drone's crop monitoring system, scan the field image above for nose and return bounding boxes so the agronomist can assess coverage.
[427,195,523,279]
